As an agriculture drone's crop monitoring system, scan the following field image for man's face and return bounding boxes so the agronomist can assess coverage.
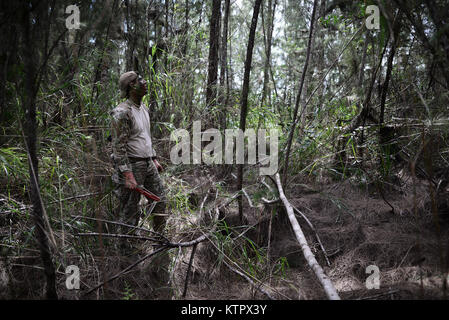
[130,74,148,97]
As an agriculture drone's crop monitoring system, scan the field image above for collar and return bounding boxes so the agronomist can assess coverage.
[127,99,142,109]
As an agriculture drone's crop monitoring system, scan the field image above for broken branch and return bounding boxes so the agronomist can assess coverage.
[274,173,340,300]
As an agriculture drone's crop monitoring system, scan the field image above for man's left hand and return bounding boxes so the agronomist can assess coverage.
[153,159,163,172]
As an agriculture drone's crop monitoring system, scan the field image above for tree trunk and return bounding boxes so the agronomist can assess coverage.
[282,0,319,184]
[379,13,402,176]
[183,0,190,56]
[219,0,231,132]
[379,15,401,127]
[124,0,135,71]
[299,5,318,136]
[206,0,222,118]
[20,2,58,300]
[237,0,263,223]
[316,0,326,108]
[259,0,276,123]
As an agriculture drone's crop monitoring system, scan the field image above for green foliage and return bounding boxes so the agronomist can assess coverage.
[122,283,137,300]
[0,147,29,196]
[211,218,290,282]
[166,177,195,215]
[273,256,289,278]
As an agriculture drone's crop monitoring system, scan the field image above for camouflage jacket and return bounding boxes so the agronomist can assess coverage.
[110,99,156,172]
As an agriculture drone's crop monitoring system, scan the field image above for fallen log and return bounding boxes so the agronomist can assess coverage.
[274,173,340,300]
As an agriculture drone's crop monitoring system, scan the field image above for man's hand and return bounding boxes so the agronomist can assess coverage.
[153,159,163,172]
[123,171,138,189]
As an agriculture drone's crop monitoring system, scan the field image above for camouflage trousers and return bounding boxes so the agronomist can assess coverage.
[116,158,166,234]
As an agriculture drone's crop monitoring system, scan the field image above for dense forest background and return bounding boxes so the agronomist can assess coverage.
[0,0,449,300]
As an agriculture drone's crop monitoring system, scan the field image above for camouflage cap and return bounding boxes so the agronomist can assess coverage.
[119,71,138,98]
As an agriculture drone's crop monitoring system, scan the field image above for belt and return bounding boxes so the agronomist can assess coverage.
[128,156,152,162]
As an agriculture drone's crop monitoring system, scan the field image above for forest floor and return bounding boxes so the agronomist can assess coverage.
[2,164,449,300]
[165,167,449,300]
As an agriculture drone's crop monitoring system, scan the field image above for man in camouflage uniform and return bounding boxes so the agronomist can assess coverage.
[110,71,167,237]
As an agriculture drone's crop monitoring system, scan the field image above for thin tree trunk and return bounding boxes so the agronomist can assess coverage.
[206,0,222,117]
[379,13,402,177]
[124,0,135,71]
[333,27,388,170]
[282,0,318,184]
[183,0,189,56]
[219,0,231,132]
[358,32,369,84]
[91,0,117,102]
[379,14,401,128]
[316,0,326,108]
[258,0,276,129]
[237,0,263,223]
[20,2,58,300]
[299,10,318,136]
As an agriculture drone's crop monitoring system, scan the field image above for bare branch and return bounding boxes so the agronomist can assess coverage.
[274,173,340,300]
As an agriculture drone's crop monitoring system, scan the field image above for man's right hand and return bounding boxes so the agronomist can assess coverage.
[123,171,138,189]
